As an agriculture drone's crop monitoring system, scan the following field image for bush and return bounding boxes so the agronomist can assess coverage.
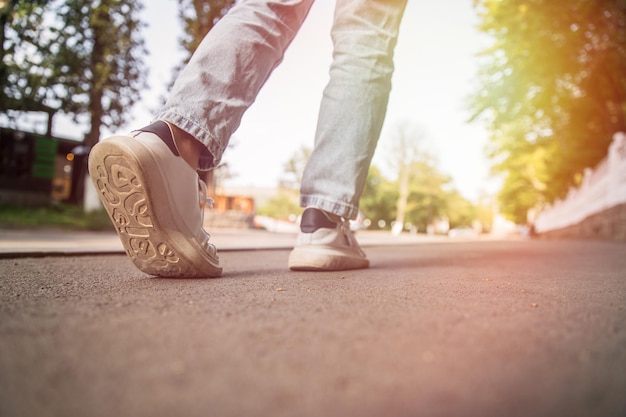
[0,204,114,231]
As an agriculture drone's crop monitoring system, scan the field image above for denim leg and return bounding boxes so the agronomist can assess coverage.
[300,0,407,220]
[155,0,315,169]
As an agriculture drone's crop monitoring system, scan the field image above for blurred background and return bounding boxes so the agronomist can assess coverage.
[1,0,624,240]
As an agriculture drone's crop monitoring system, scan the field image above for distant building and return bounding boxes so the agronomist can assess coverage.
[0,127,84,206]
[202,186,282,229]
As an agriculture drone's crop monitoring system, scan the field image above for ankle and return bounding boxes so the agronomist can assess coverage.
[169,124,204,171]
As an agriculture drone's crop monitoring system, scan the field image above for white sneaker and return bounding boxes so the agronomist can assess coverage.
[88,124,222,278]
[288,208,369,271]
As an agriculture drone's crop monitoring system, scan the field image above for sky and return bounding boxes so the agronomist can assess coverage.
[55,0,499,202]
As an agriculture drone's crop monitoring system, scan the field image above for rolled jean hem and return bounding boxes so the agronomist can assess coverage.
[300,195,358,220]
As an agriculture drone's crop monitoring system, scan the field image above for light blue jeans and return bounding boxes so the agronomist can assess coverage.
[156,0,407,220]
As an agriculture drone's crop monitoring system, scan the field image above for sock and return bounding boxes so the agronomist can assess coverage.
[136,121,180,157]
[300,208,339,233]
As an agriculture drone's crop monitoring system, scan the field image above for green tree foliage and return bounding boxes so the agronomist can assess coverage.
[357,121,479,232]
[53,0,147,146]
[256,145,309,221]
[472,193,495,233]
[262,129,477,232]
[170,0,235,83]
[177,0,236,60]
[1,0,148,146]
[359,165,397,229]
[387,122,430,232]
[471,0,626,222]
[402,158,453,232]
[445,189,477,229]
[382,122,461,233]
[279,146,311,191]
[255,191,302,221]
[361,158,475,233]
[1,0,53,113]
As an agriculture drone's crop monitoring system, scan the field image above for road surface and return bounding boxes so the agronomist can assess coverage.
[0,237,624,417]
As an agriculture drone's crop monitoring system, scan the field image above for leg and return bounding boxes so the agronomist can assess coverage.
[300,0,408,220]
[156,0,315,170]
[289,0,407,271]
[89,0,314,278]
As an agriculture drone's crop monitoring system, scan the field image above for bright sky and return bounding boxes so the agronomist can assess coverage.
[59,0,499,202]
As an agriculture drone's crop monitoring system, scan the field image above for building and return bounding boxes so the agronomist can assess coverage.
[0,127,84,206]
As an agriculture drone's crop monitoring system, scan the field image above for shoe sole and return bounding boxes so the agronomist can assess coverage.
[88,137,222,278]
[288,246,369,271]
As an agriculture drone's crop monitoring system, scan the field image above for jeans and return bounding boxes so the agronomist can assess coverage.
[156,0,407,220]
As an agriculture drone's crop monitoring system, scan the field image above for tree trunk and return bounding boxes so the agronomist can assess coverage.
[393,164,410,235]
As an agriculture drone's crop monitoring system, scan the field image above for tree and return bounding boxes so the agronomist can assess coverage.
[53,0,147,147]
[256,192,302,221]
[1,0,56,121]
[402,157,453,233]
[1,0,148,147]
[170,0,236,84]
[361,158,477,233]
[470,0,626,221]
[177,0,236,60]
[445,189,476,229]
[386,122,439,234]
[278,145,311,191]
[473,192,496,233]
[359,165,397,229]
[255,145,311,220]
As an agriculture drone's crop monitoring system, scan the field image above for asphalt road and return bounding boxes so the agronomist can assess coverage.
[1,238,625,417]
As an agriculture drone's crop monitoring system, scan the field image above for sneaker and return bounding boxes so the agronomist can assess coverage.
[288,208,369,271]
[88,122,222,278]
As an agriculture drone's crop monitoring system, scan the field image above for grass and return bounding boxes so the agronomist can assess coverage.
[0,204,114,231]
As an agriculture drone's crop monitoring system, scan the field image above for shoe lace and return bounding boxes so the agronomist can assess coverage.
[197,178,219,257]
[339,220,367,257]
[198,177,213,211]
